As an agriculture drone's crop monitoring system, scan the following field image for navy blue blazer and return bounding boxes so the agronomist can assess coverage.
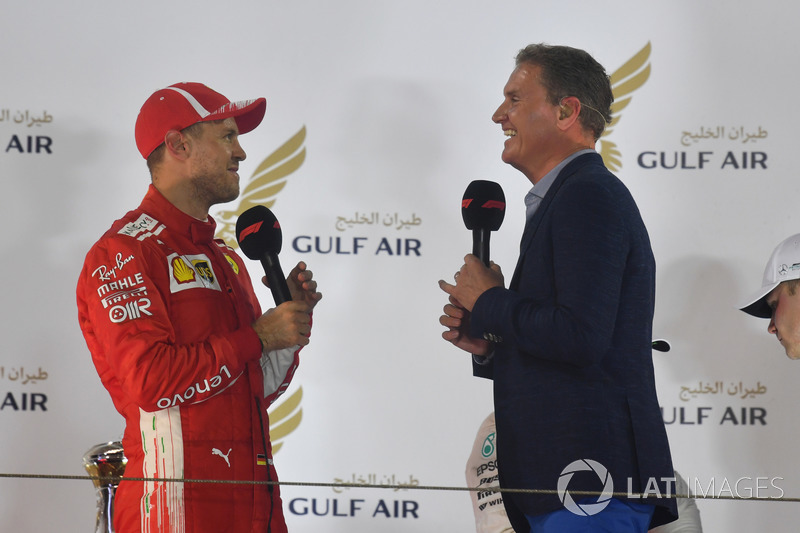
[470,153,677,530]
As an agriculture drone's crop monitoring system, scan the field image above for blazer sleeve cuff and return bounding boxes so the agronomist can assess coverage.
[470,286,510,344]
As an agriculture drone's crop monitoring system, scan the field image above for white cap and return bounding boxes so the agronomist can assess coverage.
[739,233,800,318]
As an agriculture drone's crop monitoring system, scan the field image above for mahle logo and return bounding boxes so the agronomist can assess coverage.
[599,42,652,172]
[557,459,614,516]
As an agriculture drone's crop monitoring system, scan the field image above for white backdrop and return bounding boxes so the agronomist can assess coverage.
[2,1,798,531]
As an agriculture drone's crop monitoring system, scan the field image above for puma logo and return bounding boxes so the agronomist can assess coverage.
[212,447,232,467]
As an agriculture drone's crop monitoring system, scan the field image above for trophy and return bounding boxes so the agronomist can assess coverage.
[83,441,127,533]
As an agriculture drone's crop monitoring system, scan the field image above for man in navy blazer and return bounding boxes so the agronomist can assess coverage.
[439,44,678,532]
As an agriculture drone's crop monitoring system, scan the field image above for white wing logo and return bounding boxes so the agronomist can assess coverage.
[598,42,651,172]
[268,386,303,454]
[214,126,307,245]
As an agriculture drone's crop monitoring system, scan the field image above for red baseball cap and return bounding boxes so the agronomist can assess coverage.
[134,82,267,159]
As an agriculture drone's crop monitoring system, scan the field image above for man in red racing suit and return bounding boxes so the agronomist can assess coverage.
[76,82,320,533]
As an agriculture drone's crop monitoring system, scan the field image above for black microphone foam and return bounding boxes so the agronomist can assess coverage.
[235,205,292,305]
[462,180,506,265]
[462,180,506,231]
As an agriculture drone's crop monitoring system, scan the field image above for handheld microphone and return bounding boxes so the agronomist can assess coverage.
[235,205,292,305]
[461,180,506,266]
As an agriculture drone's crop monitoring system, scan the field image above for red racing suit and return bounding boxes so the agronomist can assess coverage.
[77,185,301,533]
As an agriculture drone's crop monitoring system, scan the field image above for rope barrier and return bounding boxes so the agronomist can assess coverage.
[1,472,797,502]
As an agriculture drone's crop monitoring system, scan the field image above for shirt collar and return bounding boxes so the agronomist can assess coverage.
[524,149,595,218]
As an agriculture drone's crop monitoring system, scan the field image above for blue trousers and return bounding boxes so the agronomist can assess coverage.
[526,498,655,533]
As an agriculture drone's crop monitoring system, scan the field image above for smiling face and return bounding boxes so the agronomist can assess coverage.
[491,63,562,184]
[186,117,247,208]
[766,280,800,359]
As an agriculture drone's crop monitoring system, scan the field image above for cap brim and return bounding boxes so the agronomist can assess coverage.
[738,283,779,318]
[206,97,267,135]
